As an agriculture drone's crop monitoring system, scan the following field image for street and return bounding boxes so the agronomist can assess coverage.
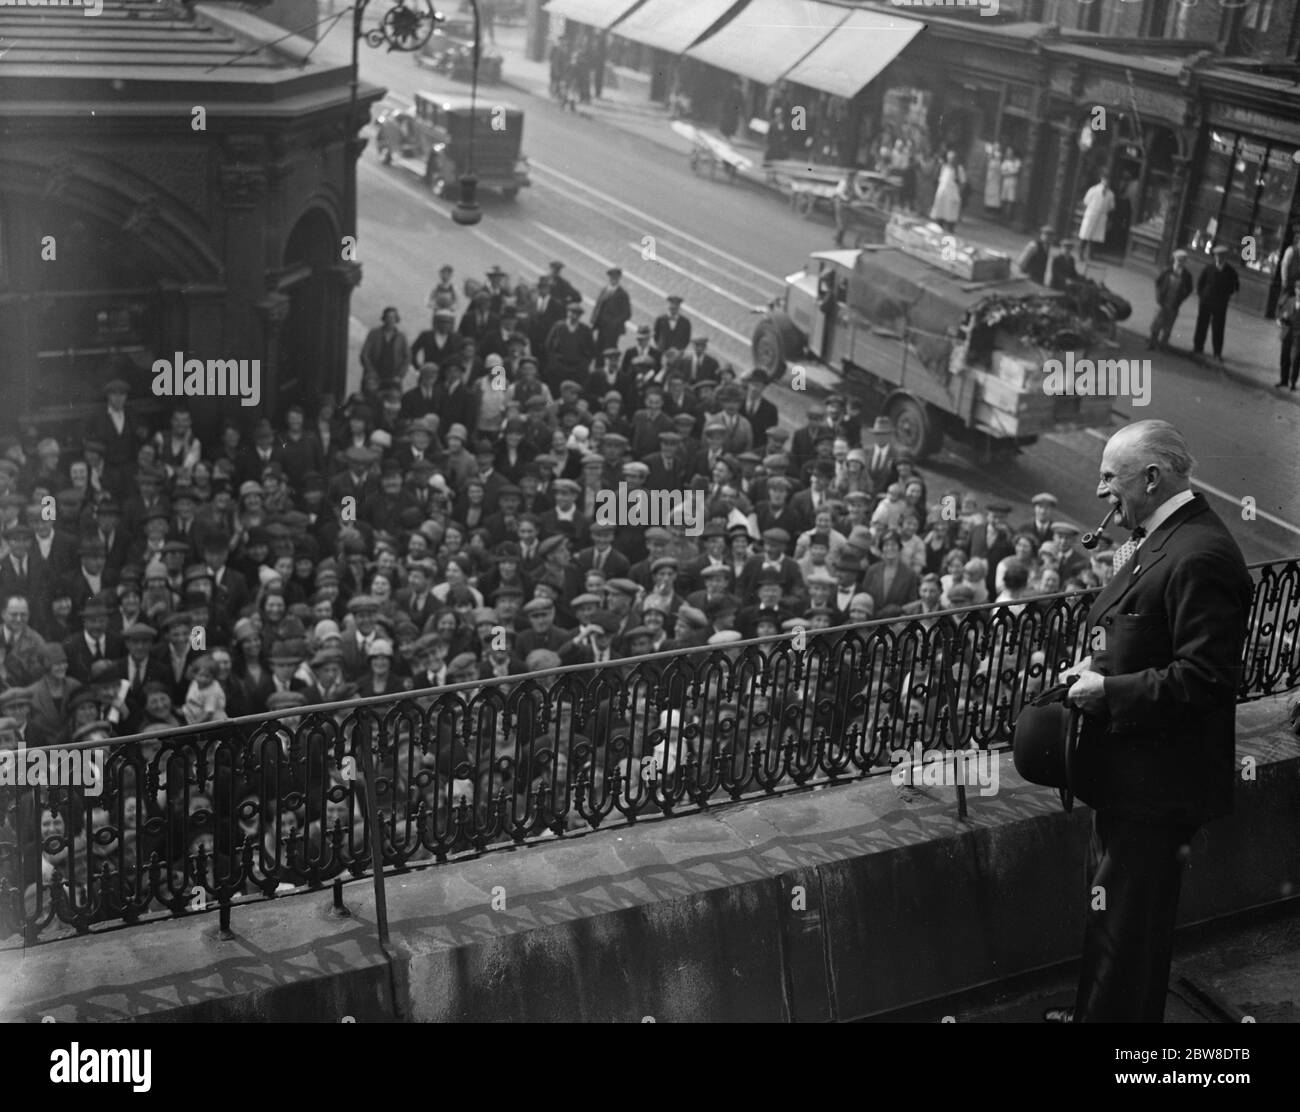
[325,18,1300,565]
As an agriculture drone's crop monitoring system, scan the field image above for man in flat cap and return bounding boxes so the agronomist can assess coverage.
[1193,244,1240,365]
[1020,492,1059,544]
[591,265,632,351]
[60,539,115,626]
[0,524,50,620]
[682,335,719,384]
[739,527,805,608]
[620,323,661,388]
[83,376,141,469]
[654,294,691,353]
[361,306,411,383]
[643,428,688,489]
[544,300,595,394]
[1149,248,1193,353]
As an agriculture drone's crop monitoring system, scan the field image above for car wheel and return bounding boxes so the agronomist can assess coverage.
[751,312,804,377]
[886,394,940,459]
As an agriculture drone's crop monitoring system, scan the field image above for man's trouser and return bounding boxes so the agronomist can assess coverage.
[1074,810,1196,1022]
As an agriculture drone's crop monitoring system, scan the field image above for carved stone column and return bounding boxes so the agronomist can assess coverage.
[256,291,292,413]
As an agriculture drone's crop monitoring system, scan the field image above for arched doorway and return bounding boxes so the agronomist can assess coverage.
[280,207,337,415]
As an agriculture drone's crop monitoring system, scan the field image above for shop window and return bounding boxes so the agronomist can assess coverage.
[1185,128,1299,277]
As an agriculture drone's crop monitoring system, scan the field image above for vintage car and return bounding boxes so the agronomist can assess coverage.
[375,92,529,199]
[414,15,505,84]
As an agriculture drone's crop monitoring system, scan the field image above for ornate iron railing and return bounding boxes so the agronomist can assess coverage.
[2,559,1297,943]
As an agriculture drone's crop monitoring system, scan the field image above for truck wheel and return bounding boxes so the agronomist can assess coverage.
[887,395,940,459]
[751,313,804,377]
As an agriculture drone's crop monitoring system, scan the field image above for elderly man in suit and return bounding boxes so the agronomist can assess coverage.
[1046,419,1251,1023]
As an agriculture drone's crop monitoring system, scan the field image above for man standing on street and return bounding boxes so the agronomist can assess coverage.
[1192,245,1240,365]
[654,295,691,353]
[1047,419,1251,1023]
[1147,248,1193,352]
[591,266,632,351]
[1276,276,1300,391]
[360,307,410,384]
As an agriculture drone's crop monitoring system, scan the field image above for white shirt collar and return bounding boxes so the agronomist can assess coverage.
[1139,489,1195,539]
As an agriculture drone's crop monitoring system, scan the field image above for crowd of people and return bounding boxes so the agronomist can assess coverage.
[0,255,1131,922]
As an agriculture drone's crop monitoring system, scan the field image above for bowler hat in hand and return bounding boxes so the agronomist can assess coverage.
[1012,684,1083,813]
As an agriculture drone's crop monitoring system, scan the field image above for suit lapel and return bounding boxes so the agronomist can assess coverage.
[1088,495,1204,620]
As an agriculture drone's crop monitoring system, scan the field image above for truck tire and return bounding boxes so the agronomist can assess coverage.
[751,313,805,377]
[886,394,942,459]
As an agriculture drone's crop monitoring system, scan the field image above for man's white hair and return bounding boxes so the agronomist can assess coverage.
[1123,419,1195,479]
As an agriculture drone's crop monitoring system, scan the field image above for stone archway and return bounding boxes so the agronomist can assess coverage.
[279,207,339,414]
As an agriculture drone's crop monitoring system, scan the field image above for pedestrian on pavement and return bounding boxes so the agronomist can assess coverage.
[999,146,1022,223]
[1016,225,1056,286]
[1274,229,1300,318]
[1048,238,1081,292]
[1275,277,1300,391]
[591,266,632,351]
[1078,171,1114,264]
[929,150,963,232]
[982,141,1002,219]
[1147,249,1193,352]
[1192,245,1240,365]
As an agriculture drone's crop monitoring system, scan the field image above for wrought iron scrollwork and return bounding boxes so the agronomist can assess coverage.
[361,0,441,53]
[3,562,1297,942]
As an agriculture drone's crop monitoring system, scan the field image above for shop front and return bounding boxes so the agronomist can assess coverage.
[1182,87,1300,316]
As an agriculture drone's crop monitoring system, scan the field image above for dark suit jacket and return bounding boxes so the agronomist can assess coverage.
[1073,495,1251,827]
[591,285,632,350]
[62,630,125,684]
[653,313,691,353]
[860,562,920,619]
[740,396,779,446]
[573,546,630,580]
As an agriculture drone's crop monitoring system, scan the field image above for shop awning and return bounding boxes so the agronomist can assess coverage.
[684,0,849,88]
[543,0,644,31]
[612,0,739,55]
[781,8,925,99]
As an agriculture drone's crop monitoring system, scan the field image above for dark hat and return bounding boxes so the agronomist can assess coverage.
[103,378,131,395]
[761,527,790,545]
[590,610,621,633]
[266,691,308,711]
[666,295,684,305]
[1211,244,1230,255]
[123,621,157,641]
[537,535,568,559]
[1011,685,1083,812]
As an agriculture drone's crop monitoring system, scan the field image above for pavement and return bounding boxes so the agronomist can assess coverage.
[491,26,1297,407]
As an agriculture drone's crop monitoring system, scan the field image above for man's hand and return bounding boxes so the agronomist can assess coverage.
[1065,655,1092,682]
[1067,669,1107,717]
